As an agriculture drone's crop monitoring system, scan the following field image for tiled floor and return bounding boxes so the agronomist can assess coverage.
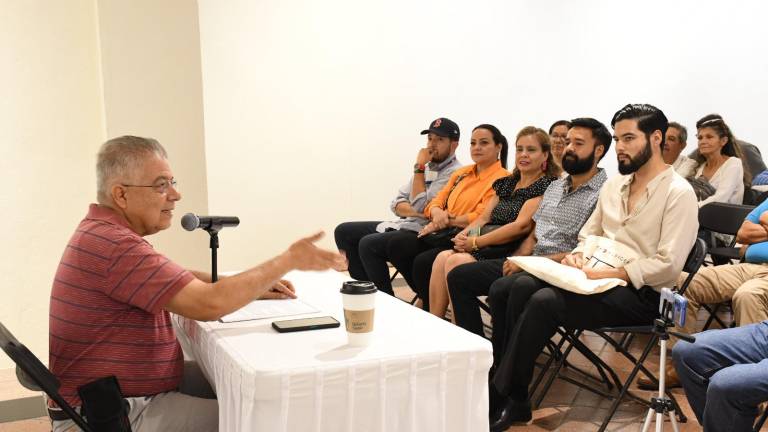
[0,418,49,432]
[1,277,762,431]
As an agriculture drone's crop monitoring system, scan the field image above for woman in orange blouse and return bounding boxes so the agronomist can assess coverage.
[427,126,560,319]
[394,124,510,310]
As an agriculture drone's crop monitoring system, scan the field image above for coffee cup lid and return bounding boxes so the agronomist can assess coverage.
[340,280,377,295]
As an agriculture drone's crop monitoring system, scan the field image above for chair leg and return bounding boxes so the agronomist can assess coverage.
[568,337,620,392]
[554,330,618,392]
[389,269,399,283]
[702,303,731,330]
[598,334,659,432]
[530,341,562,407]
[532,338,571,408]
[755,406,768,432]
[595,332,688,431]
[532,330,620,408]
[621,333,634,350]
[615,333,631,351]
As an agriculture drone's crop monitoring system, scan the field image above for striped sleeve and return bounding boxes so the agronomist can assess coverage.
[105,238,194,314]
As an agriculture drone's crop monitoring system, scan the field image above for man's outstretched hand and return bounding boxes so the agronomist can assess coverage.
[286,231,347,271]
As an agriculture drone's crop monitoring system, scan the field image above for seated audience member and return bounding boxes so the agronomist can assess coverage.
[663,121,696,177]
[334,118,462,295]
[641,197,768,389]
[752,170,768,207]
[688,114,766,178]
[692,115,750,207]
[49,136,344,432]
[754,169,768,186]
[426,126,559,318]
[739,141,767,179]
[548,120,571,170]
[447,118,609,336]
[485,104,698,431]
[673,322,768,432]
[378,124,509,309]
[690,114,766,179]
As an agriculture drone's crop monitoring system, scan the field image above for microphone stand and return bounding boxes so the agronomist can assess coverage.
[205,227,221,283]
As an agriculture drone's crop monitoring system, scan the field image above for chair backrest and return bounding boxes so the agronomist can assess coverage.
[0,322,93,431]
[0,322,59,394]
[698,202,755,236]
[677,238,708,296]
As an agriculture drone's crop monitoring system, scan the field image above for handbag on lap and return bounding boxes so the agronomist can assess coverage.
[422,173,469,248]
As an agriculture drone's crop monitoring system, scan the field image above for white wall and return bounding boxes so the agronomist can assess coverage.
[97,0,210,269]
[198,0,768,269]
[0,0,105,369]
[0,0,209,371]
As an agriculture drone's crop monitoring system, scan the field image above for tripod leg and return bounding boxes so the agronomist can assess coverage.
[669,410,680,432]
[656,412,663,432]
[641,407,654,432]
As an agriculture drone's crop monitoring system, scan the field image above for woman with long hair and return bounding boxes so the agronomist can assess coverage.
[692,116,750,207]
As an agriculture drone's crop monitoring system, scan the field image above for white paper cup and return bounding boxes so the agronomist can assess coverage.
[340,281,377,346]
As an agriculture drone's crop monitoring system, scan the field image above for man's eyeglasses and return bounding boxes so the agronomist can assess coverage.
[551,134,568,140]
[122,178,178,194]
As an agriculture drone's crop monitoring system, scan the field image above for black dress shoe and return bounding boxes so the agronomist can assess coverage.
[489,398,532,432]
[488,381,505,418]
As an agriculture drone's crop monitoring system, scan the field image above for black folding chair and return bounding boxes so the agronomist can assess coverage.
[476,298,616,405]
[755,407,768,431]
[698,202,754,330]
[698,202,754,264]
[753,409,768,432]
[0,322,94,432]
[534,238,708,432]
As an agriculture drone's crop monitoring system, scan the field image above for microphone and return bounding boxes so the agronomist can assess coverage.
[181,213,240,232]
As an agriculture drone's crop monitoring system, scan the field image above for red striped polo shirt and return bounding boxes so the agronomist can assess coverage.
[49,204,194,406]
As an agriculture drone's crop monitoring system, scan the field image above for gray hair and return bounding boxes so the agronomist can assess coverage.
[668,122,688,144]
[96,136,168,204]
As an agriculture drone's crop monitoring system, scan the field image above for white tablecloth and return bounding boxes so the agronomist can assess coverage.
[174,270,493,432]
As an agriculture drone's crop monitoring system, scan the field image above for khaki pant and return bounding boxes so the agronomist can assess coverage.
[677,263,768,339]
[51,362,218,432]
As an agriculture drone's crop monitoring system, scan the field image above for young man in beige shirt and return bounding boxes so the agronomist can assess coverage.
[488,104,699,431]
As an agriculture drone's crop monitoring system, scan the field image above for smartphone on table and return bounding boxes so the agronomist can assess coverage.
[271,316,340,333]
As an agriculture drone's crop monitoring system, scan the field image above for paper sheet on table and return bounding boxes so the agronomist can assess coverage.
[219,299,319,323]
[508,256,627,295]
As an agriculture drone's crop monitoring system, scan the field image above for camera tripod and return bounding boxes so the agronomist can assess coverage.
[641,303,695,432]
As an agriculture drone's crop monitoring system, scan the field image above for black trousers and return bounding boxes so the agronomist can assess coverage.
[372,230,457,309]
[334,221,420,296]
[408,246,453,310]
[446,258,505,337]
[334,221,378,278]
[487,271,660,400]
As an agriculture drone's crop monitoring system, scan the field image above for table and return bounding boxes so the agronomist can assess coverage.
[174,270,493,432]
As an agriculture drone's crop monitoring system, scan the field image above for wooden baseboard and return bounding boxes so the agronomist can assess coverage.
[0,395,46,423]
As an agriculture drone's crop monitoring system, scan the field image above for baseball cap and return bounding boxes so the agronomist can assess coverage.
[421,117,460,140]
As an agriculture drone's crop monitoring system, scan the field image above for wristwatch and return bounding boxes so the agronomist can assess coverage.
[414,163,426,174]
